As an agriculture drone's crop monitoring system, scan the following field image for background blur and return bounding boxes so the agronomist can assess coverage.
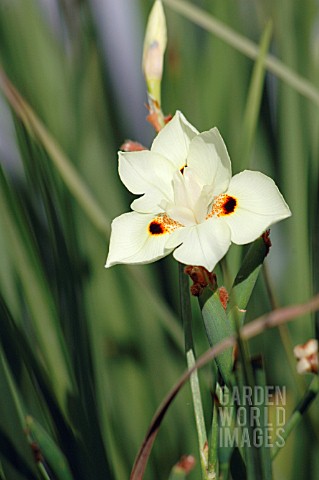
[0,0,318,479]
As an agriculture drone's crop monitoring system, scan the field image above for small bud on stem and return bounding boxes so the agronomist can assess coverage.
[142,0,167,104]
[142,0,167,130]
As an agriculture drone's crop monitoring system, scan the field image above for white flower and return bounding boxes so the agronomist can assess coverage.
[294,339,319,374]
[105,111,291,271]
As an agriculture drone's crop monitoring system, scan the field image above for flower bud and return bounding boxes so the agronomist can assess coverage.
[142,0,167,105]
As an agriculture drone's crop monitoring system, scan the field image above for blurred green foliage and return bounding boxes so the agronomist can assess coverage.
[0,0,318,478]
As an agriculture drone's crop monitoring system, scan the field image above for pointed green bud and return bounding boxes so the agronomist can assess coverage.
[142,0,167,105]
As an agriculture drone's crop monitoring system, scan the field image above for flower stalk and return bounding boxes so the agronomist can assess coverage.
[271,375,319,460]
[178,263,209,479]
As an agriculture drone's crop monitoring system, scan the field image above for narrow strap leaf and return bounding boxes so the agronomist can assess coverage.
[199,291,234,385]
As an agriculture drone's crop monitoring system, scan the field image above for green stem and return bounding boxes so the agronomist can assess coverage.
[238,20,273,171]
[178,263,208,479]
[271,375,319,459]
[262,264,305,394]
[38,462,52,480]
[208,396,219,479]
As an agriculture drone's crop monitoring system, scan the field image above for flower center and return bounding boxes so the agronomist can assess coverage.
[207,194,238,219]
[148,214,183,236]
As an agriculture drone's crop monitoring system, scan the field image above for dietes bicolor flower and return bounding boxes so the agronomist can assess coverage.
[106,112,291,272]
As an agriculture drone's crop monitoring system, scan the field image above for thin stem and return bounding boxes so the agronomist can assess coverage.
[208,396,219,479]
[178,263,208,479]
[262,264,305,393]
[271,375,319,460]
[38,463,52,480]
[239,20,273,173]
[131,293,319,480]
[233,357,262,480]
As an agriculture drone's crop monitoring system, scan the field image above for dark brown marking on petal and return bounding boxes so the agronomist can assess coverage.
[207,194,238,219]
[149,221,165,235]
[148,215,183,237]
[222,196,237,215]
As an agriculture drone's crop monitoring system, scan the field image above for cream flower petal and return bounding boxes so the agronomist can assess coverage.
[169,169,201,221]
[119,150,175,213]
[170,218,231,271]
[165,206,195,226]
[187,128,232,192]
[119,150,175,194]
[105,211,174,267]
[151,111,199,169]
[222,170,291,244]
[164,168,209,225]
[165,225,189,249]
[131,193,165,214]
